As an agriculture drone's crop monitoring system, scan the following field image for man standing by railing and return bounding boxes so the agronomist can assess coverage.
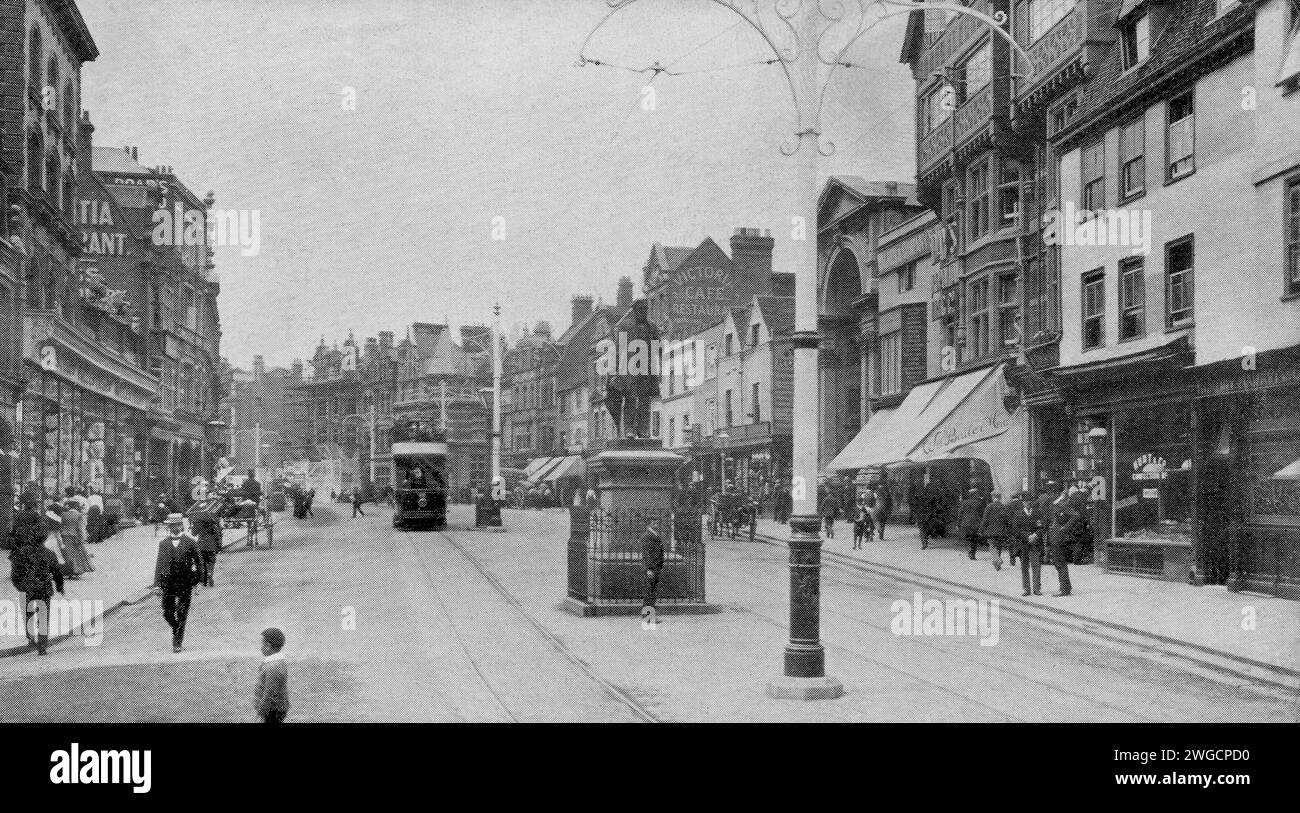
[640,517,664,619]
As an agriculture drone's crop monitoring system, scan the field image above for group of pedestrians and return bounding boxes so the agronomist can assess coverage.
[937,481,1092,598]
[815,477,1093,599]
[818,483,893,546]
[6,485,123,655]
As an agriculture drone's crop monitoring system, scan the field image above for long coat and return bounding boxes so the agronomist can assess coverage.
[1009,502,1045,554]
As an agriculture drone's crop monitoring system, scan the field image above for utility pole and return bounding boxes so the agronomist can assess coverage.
[254,422,261,469]
[491,303,502,496]
[439,379,448,432]
[576,0,1029,702]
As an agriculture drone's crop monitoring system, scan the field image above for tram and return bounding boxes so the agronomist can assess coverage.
[391,420,448,530]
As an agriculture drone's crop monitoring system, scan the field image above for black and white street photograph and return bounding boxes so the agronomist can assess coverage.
[0,0,1296,796]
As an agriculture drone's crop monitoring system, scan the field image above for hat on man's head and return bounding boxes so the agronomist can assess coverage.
[165,513,185,525]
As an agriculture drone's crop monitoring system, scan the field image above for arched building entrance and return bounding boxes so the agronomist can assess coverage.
[819,244,864,471]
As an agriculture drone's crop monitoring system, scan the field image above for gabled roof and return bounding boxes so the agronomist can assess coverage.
[655,243,695,272]
[753,296,795,338]
[818,177,921,233]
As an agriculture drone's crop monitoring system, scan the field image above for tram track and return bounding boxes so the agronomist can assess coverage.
[706,542,1166,722]
[400,525,659,723]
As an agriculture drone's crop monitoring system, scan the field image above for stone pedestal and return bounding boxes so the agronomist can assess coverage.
[562,439,715,616]
[589,438,683,516]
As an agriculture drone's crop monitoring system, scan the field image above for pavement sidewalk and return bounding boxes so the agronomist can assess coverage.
[751,515,1300,676]
[1,519,247,657]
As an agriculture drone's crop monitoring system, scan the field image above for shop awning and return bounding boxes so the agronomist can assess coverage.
[1273,457,1300,481]
[826,408,901,472]
[827,364,999,472]
[529,457,565,483]
[523,457,555,478]
[543,455,585,483]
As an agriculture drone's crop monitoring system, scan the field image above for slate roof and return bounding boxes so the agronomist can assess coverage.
[753,296,795,338]
[1055,0,1257,152]
[653,243,695,272]
[827,176,921,207]
[93,147,150,174]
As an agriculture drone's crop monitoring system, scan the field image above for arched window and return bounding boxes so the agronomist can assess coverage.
[28,27,41,96]
[26,130,42,193]
[63,81,74,133]
[46,56,59,103]
[45,152,59,200]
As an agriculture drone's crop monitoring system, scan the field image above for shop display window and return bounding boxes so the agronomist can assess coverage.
[1114,404,1192,543]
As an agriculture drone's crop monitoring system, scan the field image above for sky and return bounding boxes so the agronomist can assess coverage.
[80,0,917,369]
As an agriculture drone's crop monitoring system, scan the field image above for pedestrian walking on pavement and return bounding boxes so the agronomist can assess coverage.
[59,499,92,577]
[640,517,665,615]
[255,627,291,723]
[305,488,316,518]
[153,514,204,653]
[192,510,222,587]
[957,488,986,561]
[913,480,935,549]
[978,492,1013,571]
[86,487,105,544]
[873,483,892,540]
[1010,492,1045,596]
[851,496,873,549]
[351,486,365,518]
[819,491,840,539]
[8,530,64,656]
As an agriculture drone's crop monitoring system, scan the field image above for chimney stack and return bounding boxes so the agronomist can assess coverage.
[253,355,265,382]
[730,227,775,292]
[291,359,304,380]
[570,295,593,327]
[616,276,634,309]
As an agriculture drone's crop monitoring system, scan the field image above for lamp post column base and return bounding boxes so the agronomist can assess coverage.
[766,674,844,701]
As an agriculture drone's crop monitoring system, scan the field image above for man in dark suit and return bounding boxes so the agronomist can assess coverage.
[979,491,1013,571]
[640,518,665,614]
[153,513,204,653]
[1045,486,1078,597]
[957,488,986,560]
[1009,492,1044,597]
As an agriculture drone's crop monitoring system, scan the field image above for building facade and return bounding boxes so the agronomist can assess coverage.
[1048,0,1300,596]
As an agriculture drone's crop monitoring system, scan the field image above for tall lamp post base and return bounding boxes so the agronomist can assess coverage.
[767,674,844,701]
[766,513,843,701]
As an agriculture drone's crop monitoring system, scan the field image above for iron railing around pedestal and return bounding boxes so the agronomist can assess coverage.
[567,506,705,606]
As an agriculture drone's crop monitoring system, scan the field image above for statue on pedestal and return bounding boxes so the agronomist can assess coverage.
[599,299,660,440]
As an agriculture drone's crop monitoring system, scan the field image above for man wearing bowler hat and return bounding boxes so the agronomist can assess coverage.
[153,513,204,653]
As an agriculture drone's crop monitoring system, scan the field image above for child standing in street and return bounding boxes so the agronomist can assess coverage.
[255,627,290,723]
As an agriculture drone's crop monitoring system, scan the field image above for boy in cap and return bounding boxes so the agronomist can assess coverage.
[153,513,203,652]
[255,627,290,723]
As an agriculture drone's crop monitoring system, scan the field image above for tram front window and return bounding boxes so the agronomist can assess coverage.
[398,458,444,491]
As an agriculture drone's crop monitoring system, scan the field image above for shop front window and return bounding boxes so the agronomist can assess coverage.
[1113,404,1193,543]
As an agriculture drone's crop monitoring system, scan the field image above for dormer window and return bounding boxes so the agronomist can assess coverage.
[1121,13,1150,71]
